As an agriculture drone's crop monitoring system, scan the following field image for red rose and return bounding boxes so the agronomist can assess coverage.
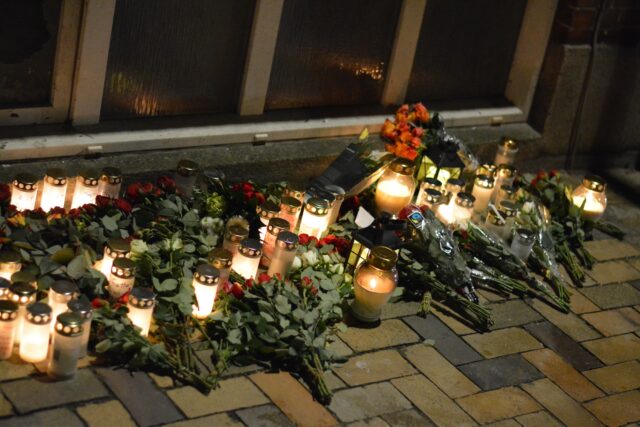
[242,183,254,193]
[68,208,82,219]
[95,195,112,208]
[91,298,107,309]
[549,170,559,178]
[142,183,155,194]
[302,276,313,286]
[310,286,318,296]
[245,278,254,288]
[81,204,96,215]
[157,176,176,192]
[230,283,244,299]
[118,292,130,305]
[298,234,312,246]
[114,198,132,214]
[254,192,266,205]
[257,273,271,284]
[0,183,11,203]
[126,182,143,200]
[231,183,241,192]
[317,234,337,247]
[333,237,351,257]
[244,191,254,201]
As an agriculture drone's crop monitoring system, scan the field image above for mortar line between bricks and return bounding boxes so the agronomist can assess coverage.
[518,379,596,425]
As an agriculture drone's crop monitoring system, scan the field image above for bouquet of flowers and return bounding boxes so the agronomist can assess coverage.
[381,103,430,161]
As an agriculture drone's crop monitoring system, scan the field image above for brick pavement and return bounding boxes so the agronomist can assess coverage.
[1,228,640,425]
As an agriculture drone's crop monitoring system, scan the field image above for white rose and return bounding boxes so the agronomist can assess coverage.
[291,256,302,270]
[171,237,184,251]
[130,239,148,259]
[201,216,215,229]
[522,201,534,214]
[322,254,331,264]
[302,250,318,266]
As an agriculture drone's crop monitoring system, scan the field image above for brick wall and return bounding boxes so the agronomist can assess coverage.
[552,0,640,45]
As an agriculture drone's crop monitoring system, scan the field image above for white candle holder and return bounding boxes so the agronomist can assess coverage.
[232,239,263,280]
[494,137,519,166]
[493,164,516,203]
[324,185,346,226]
[108,258,136,300]
[262,218,290,267]
[97,167,123,199]
[511,228,535,260]
[476,163,497,179]
[8,282,36,345]
[175,159,199,197]
[417,188,443,211]
[208,248,233,288]
[0,300,19,360]
[298,198,329,238]
[571,175,607,221]
[10,173,38,211]
[40,169,68,212]
[48,312,84,380]
[472,174,495,214]
[67,298,93,358]
[279,197,302,231]
[267,232,299,280]
[444,178,465,204]
[99,237,131,279]
[0,251,22,281]
[257,201,281,242]
[375,159,416,217]
[19,302,52,363]
[351,246,398,323]
[70,170,99,209]
[485,209,507,240]
[494,184,516,206]
[498,200,518,240]
[416,177,442,206]
[48,280,78,333]
[192,264,220,319]
[222,223,250,257]
[127,288,156,337]
[283,183,306,203]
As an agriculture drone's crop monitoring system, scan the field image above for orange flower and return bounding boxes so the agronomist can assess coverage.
[399,130,413,143]
[7,213,26,228]
[381,119,396,140]
[409,137,422,149]
[414,103,429,123]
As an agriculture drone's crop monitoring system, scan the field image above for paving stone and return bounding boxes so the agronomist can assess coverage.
[96,368,182,426]
[0,392,13,417]
[403,315,482,365]
[236,404,294,427]
[487,300,542,330]
[392,375,475,427]
[381,301,420,319]
[0,356,36,381]
[168,377,268,418]
[148,372,174,388]
[580,283,640,309]
[587,260,640,284]
[324,371,347,391]
[522,349,604,401]
[403,344,479,398]
[332,349,416,386]
[0,407,84,427]
[584,390,640,426]
[631,258,640,273]
[582,307,640,336]
[329,382,412,423]
[250,372,337,427]
[458,354,543,390]
[528,298,601,341]
[327,336,353,358]
[76,400,136,427]
[463,327,543,358]
[521,379,603,427]
[584,360,640,393]
[381,409,435,427]
[584,239,640,261]
[456,387,541,424]
[569,289,601,314]
[338,319,419,352]
[222,363,262,377]
[516,411,564,427]
[524,321,603,371]
[432,303,475,335]
[477,289,505,302]
[347,417,390,427]
[582,333,640,364]
[164,413,244,427]
[484,420,520,427]
[1,369,109,414]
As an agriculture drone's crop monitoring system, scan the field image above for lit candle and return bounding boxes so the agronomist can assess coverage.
[511,228,535,260]
[40,168,68,212]
[436,192,475,227]
[279,197,302,231]
[571,175,607,221]
[108,258,136,300]
[10,173,38,211]
[97,167,123,199]
[8,282,36,345]
[498,200,518,240]
[267,232,299,279]
[0,300,19,360]
[48,280,78,333]
[298,198,329,238]
[375,159,416,217]
[19,302,52,363]
[67,297,93,358]
[48,312,84,380]
[208,248,232,288]
[191,264,220,319]
[232,239,262,280]
[261,218,290,267]
[283,183,306,203]
[472,174,495,214]
[99,237,131,279]
[126,288,155,337]
[175,159,199,197]
[222,223,250,257]
[0,278,10,300]
[417,189,442,211]
[257,201,281,242]
[476,164,497,179]
[494,184,516,206]
[324,185,346,226]
[70,169,99,209]
[494,137,519,166]
[351,246,398,323]
[0,252,21,281]
[484,208,507,240]
[416,177,442,206]
[444,178,465,204]
[493,164,516,203]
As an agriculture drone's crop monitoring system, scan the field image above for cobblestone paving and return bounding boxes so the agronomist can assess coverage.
[1,190,640,426]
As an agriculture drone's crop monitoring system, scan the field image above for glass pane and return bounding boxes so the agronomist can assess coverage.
[266,0,401,110]
[407,0,527,106]
[0,0,62,108]
[101,0,255,119]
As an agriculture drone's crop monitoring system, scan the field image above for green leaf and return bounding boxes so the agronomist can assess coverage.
[101,216,118,231]
[157,278,178,292]
[228,329,242,345]
[260,312,275,323]
[67,254,89,279]
[95,339,112,353]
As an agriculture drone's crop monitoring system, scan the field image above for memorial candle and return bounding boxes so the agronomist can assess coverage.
[0,301,18,360]
[298,198,329,238]
[67,298,92,358]
[351,246,398,323]
[97,167,123,199]
[472,174,495,214]
[208,248,232,288]
[10,173,38,211]
[48,312,84,380]
[192,264,220,319]
[571,175,607,221]
[8,282,36,345]
[108,258,136,300]
[261,218,290,267]
[70,169,99,209]
[267,232,298,279]
[232,239,262,280]
[19,302,51,363]
[494,137,519,166]
[257,201,280,242]
[375,159,416,217]
[0,252,21,281]
[40,169,68,212]
[279,197,302,231]
[127,288,155,337]
[48,280,78,333]
[175,159,199,197]
[98,237,131,279]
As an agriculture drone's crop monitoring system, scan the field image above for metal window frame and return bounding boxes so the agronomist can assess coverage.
[1,0,558,161]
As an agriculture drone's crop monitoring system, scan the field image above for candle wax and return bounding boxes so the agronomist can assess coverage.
[375,180,413,216]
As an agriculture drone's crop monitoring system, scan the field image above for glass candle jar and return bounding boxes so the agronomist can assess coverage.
[19,302,52,363]
[283,183,306,203]
[351,246,398,323]
[208,248,232,288]
[485,209,507,240]
[375,159,416,217]
[48,312,84,380]
[175,159,199,197]
[232,239,262,280]
[99,237,131,279]
[279,196,302,231]
[476,163,497,179]
[416,177,442,206]
[8,282,36,345]
[324,185,346,226]
[267,231,299,279]
[417,189,442,211]
[494,137,519,166]
[223,223,250,257]
[67,297,92,358]
[298,198,329,238]
[127,288,156,337]
[472,174,495,214]
[40,168,68,212]
[445,178,466,204]
[452,192,476,225]
[493,164,516,203]
[70,169,99,209]
[97,167,123,199]
[498,200,518,238]
[262,218,290,267]
[10,173,38,211]
[48,280,78,333]
[511,228,536,260]
[257,201,281,242]
[108,258,136,300]
[192,264,220,319]
[495,184,516,206]
[0,300,19,360]
[0,251,21,281]
[571,175,607,221]
[0,278,10,300]
[11,271,37,288]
